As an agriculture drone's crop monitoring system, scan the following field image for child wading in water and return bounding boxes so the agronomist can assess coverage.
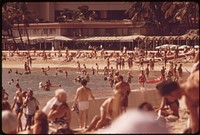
[138,70,146,90]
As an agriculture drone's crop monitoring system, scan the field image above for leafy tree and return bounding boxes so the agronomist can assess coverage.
[56,5,97,22]
[126,2,199,35]
[2,3,17,46]
[56,8,73,22]
[2,2,34,50]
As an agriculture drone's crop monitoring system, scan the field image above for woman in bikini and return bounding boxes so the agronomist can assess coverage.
[156,96,179,118]
[11,90,23,132]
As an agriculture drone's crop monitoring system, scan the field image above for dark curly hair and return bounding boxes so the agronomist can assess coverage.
[156,80,180,96]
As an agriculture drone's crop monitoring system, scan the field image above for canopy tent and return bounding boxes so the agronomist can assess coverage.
[194,45,199,49]
[77,36,122,42]
[46,36,73,41]
[77,35,146,42]
[178,45,191,49]
[119,35,145,42]
[155,44,180,49]
[7,36,73,43]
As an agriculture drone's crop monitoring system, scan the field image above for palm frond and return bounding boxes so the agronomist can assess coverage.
[173,7,187,21]
[161,2,172,12]
[141,2,150,9]
[165,4,176,19]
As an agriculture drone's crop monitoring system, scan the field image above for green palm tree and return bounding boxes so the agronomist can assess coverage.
[72,5,97,21]
[2,3,17,46]
[3,2,34,50]
[56,8,73,22]
[20,2,34,50]
[126,2,199,35]
[12,2,25,49]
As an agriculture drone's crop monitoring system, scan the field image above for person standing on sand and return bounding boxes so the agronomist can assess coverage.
[177,63,183,79]
[74,79,96,129]
[173,64,178,81]
[106,58,110,70]
[23,90,39,130]
[95,63,99,74]
[145,64,150,78]
[91,67,95,75]
[11,91,23,132]
[77,61,81,73]
[114,75,131,112]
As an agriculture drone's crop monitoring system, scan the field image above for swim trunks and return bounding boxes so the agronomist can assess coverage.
[78,101,89,111]
[122,95,128,108]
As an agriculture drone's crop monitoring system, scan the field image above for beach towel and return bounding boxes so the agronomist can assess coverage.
[146,76,163,84]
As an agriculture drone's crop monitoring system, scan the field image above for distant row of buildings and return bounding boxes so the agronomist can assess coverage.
[2,2,199,50]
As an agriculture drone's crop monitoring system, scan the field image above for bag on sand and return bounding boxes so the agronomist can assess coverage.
[71,103,79,114]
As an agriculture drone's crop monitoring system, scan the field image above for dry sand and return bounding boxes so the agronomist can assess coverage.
[2,55,194,134]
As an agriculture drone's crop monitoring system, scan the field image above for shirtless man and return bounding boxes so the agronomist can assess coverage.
[74,79,96,129]
[138,70,146,89]
[95,63,99,74]
[106,58,110,70]
[114,75,131,112]
[84,91,124,132]
[156,70,199,133]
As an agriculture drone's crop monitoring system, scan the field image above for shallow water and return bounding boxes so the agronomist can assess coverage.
[3,67,158,107]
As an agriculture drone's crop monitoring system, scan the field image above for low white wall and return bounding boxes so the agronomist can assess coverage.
[68,89,162,129]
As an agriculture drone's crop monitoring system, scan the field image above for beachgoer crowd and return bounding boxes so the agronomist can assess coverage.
[2,47,199,134]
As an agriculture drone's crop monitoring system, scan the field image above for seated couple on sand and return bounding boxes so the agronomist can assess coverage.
[84,90,125,132]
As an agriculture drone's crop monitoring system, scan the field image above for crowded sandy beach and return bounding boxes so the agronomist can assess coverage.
[2,47,199,134]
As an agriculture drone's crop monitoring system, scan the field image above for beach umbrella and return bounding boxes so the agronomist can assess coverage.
[194,45,199,49]
[179,45,191,49]
[54,36,73,41]
[155,44,179,49]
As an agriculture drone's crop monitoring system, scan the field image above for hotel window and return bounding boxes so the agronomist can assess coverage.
[83,28,89,37]
[88,28,94,36]
[99,28,106,36]
[49,29,55,34]
[105,28,116,36]
[33,29,39,35]
[19,29,24,36]
[122,28,128,36]
[94,28,101,36]
[43,29,48,35]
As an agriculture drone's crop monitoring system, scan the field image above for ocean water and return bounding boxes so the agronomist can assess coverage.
[2,67,157,107]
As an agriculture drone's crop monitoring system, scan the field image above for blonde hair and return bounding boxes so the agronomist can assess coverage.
[34,110,49,134]
[34,110,48,123]
[55,89,67,102]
